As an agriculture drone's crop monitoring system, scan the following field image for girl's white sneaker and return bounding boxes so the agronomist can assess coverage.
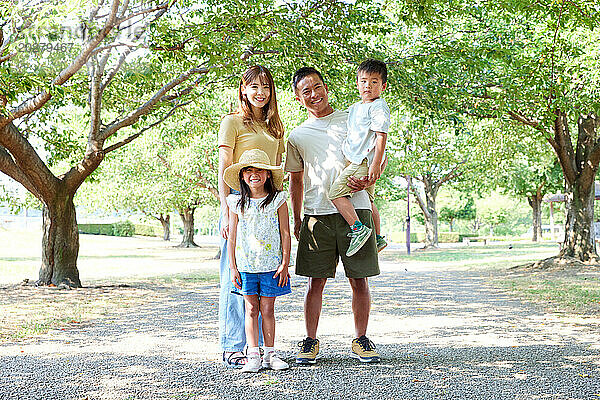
[241,356,261,373]
[262,353,289,370]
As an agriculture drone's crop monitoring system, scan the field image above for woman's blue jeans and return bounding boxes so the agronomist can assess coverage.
[218,212,263,352]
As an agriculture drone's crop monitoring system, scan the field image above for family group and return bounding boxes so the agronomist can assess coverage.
[217,60,390,373]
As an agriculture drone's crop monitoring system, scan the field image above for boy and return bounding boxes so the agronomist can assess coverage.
[329,59,390,256]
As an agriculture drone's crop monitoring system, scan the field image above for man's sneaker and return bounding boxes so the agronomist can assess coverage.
[241,356,262,373]
[262,353,290,370]
[376,235,388,252]
[346,225,373,257]
[296,337,319,364]
[351,335,381,363]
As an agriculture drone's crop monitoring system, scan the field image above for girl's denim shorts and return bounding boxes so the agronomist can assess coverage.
[238,271,291,297]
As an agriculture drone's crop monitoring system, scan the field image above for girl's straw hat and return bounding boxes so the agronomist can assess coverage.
[224,149,284,192]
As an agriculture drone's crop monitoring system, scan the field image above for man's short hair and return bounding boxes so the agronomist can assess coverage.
[292,67,326,92]
[357,59,387,84]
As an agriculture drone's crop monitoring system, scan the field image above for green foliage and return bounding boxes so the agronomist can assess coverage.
[491,122,564,201]
[133,224,163,237]
[78,221,135,237]
[409,231,478,243]
[438,188,476,228]
[111,221,135,237]
[475,191,530,235]
[77,93,225,218]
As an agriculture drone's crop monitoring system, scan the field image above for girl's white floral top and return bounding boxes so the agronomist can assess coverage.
[227,191,288,273]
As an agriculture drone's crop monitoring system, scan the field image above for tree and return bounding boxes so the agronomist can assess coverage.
[389,115,492,248]
[0,0,379,286]
[438,188,475,232]
[494,127,564,241]
[475,192,529,237]
[78,96,224,247]
[384,1,600,263]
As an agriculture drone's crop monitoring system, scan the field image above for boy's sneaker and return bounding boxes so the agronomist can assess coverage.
[346,225,373,256]
[376,235,388,252]
[296,337,319,365]
[351,335,381,363]
[241,356,262,373]
[262,353,290,370]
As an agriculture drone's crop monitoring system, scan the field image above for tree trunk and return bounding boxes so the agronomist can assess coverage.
[560,180,597,261]
[38,192,82,288]
[549,112,600,262]
[527,192,543,242]
[178,207,198,248]
[412,176,439,248]
[449,219,454,232]
[159,214,170,241]
[423,178,439,247]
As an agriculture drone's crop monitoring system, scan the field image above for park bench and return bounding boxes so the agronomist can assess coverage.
[463,237,488,246]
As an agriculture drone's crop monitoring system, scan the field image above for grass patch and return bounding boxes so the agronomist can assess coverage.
[498,275,600,313]
[382,241,600,314]
[0,230,223,342]
[144,271,219,284]
[0,284,164,342]
[381,242,558,269]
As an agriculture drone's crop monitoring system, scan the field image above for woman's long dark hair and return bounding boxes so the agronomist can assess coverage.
[237,167,280,214]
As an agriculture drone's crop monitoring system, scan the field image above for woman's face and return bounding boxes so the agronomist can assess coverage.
[242,77,271,111]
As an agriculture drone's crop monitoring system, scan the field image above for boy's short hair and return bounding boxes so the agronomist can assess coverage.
[292,67,326,92]
[357,59,387,84]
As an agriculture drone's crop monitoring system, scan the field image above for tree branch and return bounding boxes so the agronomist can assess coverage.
[0,145,43,201]
[0,122,58,200]
[1,0,122,127]
[436,161,466,188]
[103,101,191,154]
[407,175,430,219]
[99,67,210,142]
[0,52,17,64]
[115,2,169,26]
[553,109,577,184]
[101,6,169,92]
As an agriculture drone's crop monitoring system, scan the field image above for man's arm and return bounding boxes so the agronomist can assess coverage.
[289,170,304,240]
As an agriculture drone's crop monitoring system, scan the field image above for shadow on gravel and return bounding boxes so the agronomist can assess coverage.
[2,343,598,400]
[1,267,599,399]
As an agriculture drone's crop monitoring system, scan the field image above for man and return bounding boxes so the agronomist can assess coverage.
[284,67,381,364]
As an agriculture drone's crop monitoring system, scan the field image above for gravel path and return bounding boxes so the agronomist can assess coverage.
[1,260,600,400]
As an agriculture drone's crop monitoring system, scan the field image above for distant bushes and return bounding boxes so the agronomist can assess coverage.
[390,232,480,243]
[134,224,163,237]
[78,221,135,237]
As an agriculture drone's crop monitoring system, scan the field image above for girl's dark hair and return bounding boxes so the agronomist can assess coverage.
[237,65,284,139]
[237,167,280,214]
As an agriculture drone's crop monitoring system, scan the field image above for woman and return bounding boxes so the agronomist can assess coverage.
[217,65,285,368]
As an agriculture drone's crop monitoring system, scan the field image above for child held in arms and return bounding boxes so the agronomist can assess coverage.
[328,59,391,257]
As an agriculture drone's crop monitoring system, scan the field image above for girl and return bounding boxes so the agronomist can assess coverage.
[224,148,291,373]
[217,65,285,368]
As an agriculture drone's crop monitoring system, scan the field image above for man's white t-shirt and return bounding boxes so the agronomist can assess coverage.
[285,110,371,215]
[343,98,391,165]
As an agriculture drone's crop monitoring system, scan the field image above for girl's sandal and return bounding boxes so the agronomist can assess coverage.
[223,351,247,369]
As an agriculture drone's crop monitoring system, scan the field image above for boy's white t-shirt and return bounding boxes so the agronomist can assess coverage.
[227,191,288,273]
[285,110,371,215]
[343,98,391,165]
